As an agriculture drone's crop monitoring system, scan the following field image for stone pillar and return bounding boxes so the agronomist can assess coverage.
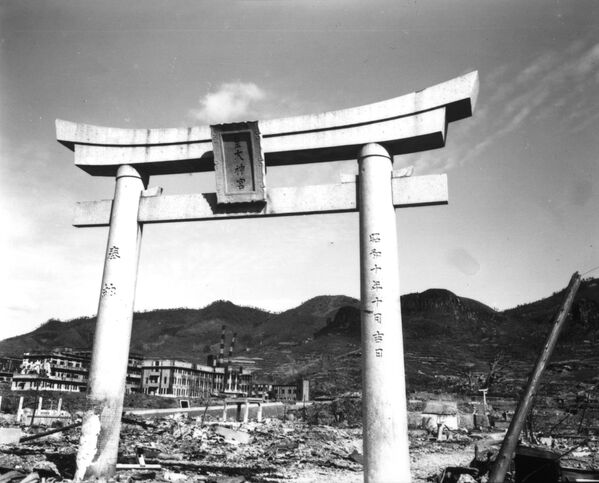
[358,143,411,482]
[236,403,242,422]
[222,402,228,422]
[75,165,146,481]
[243,401,249,423]
[57,398,63,412]
[16,397,24,423]
[257,403,263,423]
[37,397,42,411]
[0,396,3,412]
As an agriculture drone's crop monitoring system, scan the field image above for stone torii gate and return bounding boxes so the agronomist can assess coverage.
[56,71,478,482]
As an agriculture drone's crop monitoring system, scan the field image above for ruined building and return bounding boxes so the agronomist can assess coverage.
[141,326,252,397]
[141,359,225,397]
[10,349,143,393]
[9,327,253,397]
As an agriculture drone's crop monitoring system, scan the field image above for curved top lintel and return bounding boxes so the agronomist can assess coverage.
[56,71,478,151]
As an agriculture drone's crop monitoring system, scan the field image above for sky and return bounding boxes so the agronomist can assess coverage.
[1,0,598,341]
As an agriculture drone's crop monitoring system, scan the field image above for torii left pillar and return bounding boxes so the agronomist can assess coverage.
[75,165,146,481]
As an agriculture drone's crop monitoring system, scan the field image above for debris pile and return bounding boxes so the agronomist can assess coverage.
[0,411,364,482]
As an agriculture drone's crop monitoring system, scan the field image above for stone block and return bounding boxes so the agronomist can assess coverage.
[214,425,251,444]
[0,428,22,445]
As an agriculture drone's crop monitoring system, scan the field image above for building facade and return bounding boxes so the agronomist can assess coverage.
[10,350,143,393]
[141,358,251,398]
[11,350,88,392]
[269,379,310,402]
[141,359,223,397]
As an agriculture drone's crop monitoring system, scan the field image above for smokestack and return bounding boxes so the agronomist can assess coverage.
[218,325,226,366]
[228,332,237,364]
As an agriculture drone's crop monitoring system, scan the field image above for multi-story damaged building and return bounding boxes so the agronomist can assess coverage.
[9,327,253,397]
[141,359,225,397]
[12,350,89,392]
[141,326,253,398]
[11,349,143,393]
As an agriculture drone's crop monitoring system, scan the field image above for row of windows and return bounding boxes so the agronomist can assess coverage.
[42,358,84,368]
[12,381,83,392]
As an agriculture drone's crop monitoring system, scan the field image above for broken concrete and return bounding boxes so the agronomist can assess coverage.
[0,429,21,446]
[213,426,251,445]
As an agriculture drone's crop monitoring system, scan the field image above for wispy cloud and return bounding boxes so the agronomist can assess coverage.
[410,38,599,173]
[188,82,266,124]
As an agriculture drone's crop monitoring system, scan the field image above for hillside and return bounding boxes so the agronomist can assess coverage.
[1,278,598,398]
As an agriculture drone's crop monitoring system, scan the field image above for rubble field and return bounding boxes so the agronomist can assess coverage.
[0,412,475,482]
[0,403,597,483]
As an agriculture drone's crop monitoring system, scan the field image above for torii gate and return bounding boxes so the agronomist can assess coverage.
[56,71,478,482]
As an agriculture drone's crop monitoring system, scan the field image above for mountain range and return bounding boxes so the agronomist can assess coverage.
[1,278,598,397]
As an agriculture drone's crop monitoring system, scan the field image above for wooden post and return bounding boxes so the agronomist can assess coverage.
[358,143,411,482]
[16,397,24,423]
[30,381,41,427]
[243,400,249,423]
[75,165,146,481]
[488,272,581,483]
[257,403,263,423]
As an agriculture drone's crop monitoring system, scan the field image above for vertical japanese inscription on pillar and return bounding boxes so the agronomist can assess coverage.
[211,121,266,204]
[101,244,120,298]
[368,232,384,358]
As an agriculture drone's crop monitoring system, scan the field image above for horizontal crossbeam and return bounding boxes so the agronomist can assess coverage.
[56,71,478,177]
[73,174,448,227]
[70,109,446,176]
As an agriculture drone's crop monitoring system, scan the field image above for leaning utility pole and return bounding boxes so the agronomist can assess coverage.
[488,272,582,483]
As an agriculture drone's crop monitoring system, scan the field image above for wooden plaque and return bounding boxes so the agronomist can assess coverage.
[211,121,266,204]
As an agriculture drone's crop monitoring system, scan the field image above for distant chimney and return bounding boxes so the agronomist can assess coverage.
[228,332,237,364]
[218,325,226,366]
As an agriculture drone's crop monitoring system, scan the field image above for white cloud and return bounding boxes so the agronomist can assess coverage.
[189,82,266,124]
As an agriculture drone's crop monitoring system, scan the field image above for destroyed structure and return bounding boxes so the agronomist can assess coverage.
[6,328,269,399]
[270,380,310,403]
[10,350,142,393]
[4,341,310,403]
[141,359,225,398]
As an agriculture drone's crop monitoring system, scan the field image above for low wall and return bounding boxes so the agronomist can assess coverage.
[20,409,72,426]
[125,401,285,421]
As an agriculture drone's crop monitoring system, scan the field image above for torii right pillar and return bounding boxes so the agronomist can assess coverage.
[359,143,411,482]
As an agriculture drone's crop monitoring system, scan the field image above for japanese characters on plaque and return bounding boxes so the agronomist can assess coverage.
[211,121,266,204]
[368,232,384,358]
